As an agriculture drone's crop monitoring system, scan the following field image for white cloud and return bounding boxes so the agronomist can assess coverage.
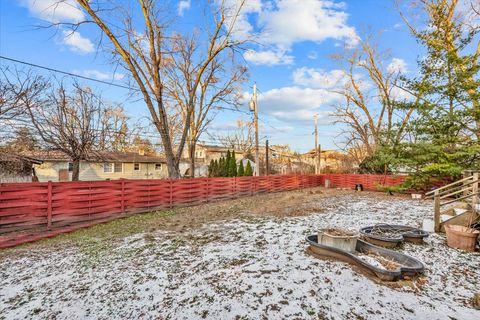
[393,22,403,30]
[292,67,346,89]
[258,0,359,49]
[62,30,94,54]
[221,0,262,40]
[177,0,191,16]
[390,86,413,101]
[19,0,84,23]
[73,69,125,81]
[244,86,340,122]
[387,58,408,74]
[244,49,294,66]
[232,0,359,65]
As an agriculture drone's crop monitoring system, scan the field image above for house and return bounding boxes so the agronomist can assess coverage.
[183,144,247,164]
[301,149,352,173]
[0,153,43,183]
[180,144,249,177]
[24,150,168,182]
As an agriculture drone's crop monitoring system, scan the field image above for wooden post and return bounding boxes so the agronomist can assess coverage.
[121,180,125,213]
[472,173,478,216]
[233,177,237,199]
[251,83,260,177]
[265,140,269,176]
[169,180,173,209]
[206,178,209,203]
[47,181,52,228]
[434,189,441,232]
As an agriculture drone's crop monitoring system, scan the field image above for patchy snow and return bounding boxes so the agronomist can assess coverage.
[356,253,395,271]
[1,193,479,319]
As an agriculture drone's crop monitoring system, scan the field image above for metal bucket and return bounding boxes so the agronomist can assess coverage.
[317,229,359,253]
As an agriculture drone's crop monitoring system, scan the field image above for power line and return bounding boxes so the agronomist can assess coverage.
[1,56,279,124]
[0,56,135,91]
[0,55,294,141]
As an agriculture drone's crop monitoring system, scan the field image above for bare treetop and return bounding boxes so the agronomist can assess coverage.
[58,0,251,178]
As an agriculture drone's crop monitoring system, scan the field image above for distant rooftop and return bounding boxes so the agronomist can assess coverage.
[23,150,167,163]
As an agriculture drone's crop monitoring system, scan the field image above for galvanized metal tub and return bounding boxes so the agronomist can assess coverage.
[306,235,425,281]
[359,224,429,248]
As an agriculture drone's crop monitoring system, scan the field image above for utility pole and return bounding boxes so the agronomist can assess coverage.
[318,143,322,174]
[265,139,269,176]
[250,83,260,176]
[314,114,320,174]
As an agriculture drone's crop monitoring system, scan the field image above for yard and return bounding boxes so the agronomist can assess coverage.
[0,188,479,320]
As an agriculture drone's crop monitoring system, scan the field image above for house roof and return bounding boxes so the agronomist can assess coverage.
[303,149,343,156]
[197,144,245,153]
[0,153,43,165]
[24,150,167,163]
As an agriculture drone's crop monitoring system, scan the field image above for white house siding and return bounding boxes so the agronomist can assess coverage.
[34,161,65,182]
[0,174,31,183]
[34,161,168,182]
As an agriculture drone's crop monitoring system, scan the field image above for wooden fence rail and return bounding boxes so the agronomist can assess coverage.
[0,174,406,248]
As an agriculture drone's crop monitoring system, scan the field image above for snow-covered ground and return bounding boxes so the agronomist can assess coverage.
[1,192,479,319]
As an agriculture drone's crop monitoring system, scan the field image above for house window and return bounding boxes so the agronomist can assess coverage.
[155,163,162,171]
[68,162,73,172]
[103,163,123,173]
[134,163,141,171]
[103,163,113,173]
[114,163,123,173]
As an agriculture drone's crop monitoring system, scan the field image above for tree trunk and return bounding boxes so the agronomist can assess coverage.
[165,156,181,179]
[189,141,196,178]
[153,118,182,179]
[72,158,80,181]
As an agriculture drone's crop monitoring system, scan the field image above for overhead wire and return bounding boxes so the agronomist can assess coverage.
[1,55,328,153]
[0,55,287,135]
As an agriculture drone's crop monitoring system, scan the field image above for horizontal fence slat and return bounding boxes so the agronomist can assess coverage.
[0,174,413,247]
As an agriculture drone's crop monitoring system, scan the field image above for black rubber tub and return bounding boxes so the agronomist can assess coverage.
[306,235,424,281]
[359,224,429,248]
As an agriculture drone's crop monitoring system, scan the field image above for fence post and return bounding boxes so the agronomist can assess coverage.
[434,189,441,232]
[121,180,125,213]
[472,173,478,214]
[206,178,209,203]
[47,181,52,229]
[169,179,173,209]
[233,177,237,199]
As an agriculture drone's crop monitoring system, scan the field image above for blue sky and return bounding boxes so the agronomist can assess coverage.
[0,0,421,153]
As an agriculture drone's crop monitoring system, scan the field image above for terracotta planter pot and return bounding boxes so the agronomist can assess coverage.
[445,225,479,252]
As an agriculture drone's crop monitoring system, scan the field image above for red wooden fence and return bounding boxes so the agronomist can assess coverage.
[0,174,406,248]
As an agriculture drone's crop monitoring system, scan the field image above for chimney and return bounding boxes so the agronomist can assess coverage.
[138,148,145,156]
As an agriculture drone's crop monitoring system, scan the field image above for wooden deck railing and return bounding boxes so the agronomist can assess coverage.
[426,173,479,232]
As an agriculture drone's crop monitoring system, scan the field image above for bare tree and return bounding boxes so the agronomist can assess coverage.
[332,37,416,162]
[98,105,130,151]
[208,120,254,154]
[165,33,248,177]
[2,127,39,153]
[26,83,119,181]
[66,0,249,178]
[0,67,48,141]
